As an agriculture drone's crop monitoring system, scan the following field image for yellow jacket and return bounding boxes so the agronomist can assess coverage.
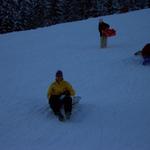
[47,80,75,99]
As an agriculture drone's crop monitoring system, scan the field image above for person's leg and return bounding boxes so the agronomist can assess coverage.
[49,96,65,121]
[103,36,107,48]
[49,95,62,115]
[101,36,107,48]
[100,36,104,48]
[63,96,72,119]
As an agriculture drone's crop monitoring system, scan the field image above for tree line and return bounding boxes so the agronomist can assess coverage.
[0,0,150,34]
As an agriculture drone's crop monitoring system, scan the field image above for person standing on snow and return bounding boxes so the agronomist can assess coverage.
[98,18,110,48]
[47,70,75,121]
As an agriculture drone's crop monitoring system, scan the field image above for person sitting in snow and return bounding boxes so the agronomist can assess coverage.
[98,18,110,48]
[47,70,75,121]
[134,43,150,65]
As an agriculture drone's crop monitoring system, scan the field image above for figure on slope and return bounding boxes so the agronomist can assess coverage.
[47,70,76,121]
[134,43,150,65]
[98,18,116,48]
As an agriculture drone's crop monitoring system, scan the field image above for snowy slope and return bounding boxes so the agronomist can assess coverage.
[0,9,150,150]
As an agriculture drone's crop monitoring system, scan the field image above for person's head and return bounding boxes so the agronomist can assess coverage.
[55,70,63,82]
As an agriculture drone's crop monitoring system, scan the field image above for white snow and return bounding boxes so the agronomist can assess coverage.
[0,9,150,150]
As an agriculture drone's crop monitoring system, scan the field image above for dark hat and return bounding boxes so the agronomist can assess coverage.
[56,70,63,77]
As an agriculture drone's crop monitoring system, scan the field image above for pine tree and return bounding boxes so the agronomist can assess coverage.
[49,0,62,24]
[0,0,17,33]
[19,0,35,29]
[33,0,45,27]
[0,0,149,33]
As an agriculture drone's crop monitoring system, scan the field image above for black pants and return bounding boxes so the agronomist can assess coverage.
[49,95,72,115]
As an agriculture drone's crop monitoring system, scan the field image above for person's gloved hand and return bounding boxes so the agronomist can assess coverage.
[59,90,70,100]
[64,90,70,96]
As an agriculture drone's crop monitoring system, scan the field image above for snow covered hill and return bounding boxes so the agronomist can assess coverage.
[0,9,150,150]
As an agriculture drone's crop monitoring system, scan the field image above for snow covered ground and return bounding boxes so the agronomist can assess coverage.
[0,9,150,150]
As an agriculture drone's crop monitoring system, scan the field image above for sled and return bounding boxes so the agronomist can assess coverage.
[72,96,81,105]
[103,28,116,37]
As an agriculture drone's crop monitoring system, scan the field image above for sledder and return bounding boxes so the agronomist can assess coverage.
[134,43,150,65]
[47,70,76,121]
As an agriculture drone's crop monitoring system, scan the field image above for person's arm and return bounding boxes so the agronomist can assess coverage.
[65,81,76,96]
[134,50,142,56]
[47,83,54,99]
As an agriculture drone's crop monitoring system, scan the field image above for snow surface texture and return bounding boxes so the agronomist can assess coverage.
[0,9,150,150]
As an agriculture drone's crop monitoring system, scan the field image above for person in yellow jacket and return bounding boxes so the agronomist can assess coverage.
[47,70,75,121]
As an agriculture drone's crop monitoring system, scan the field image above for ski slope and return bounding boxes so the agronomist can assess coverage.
[0,9,150,150]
